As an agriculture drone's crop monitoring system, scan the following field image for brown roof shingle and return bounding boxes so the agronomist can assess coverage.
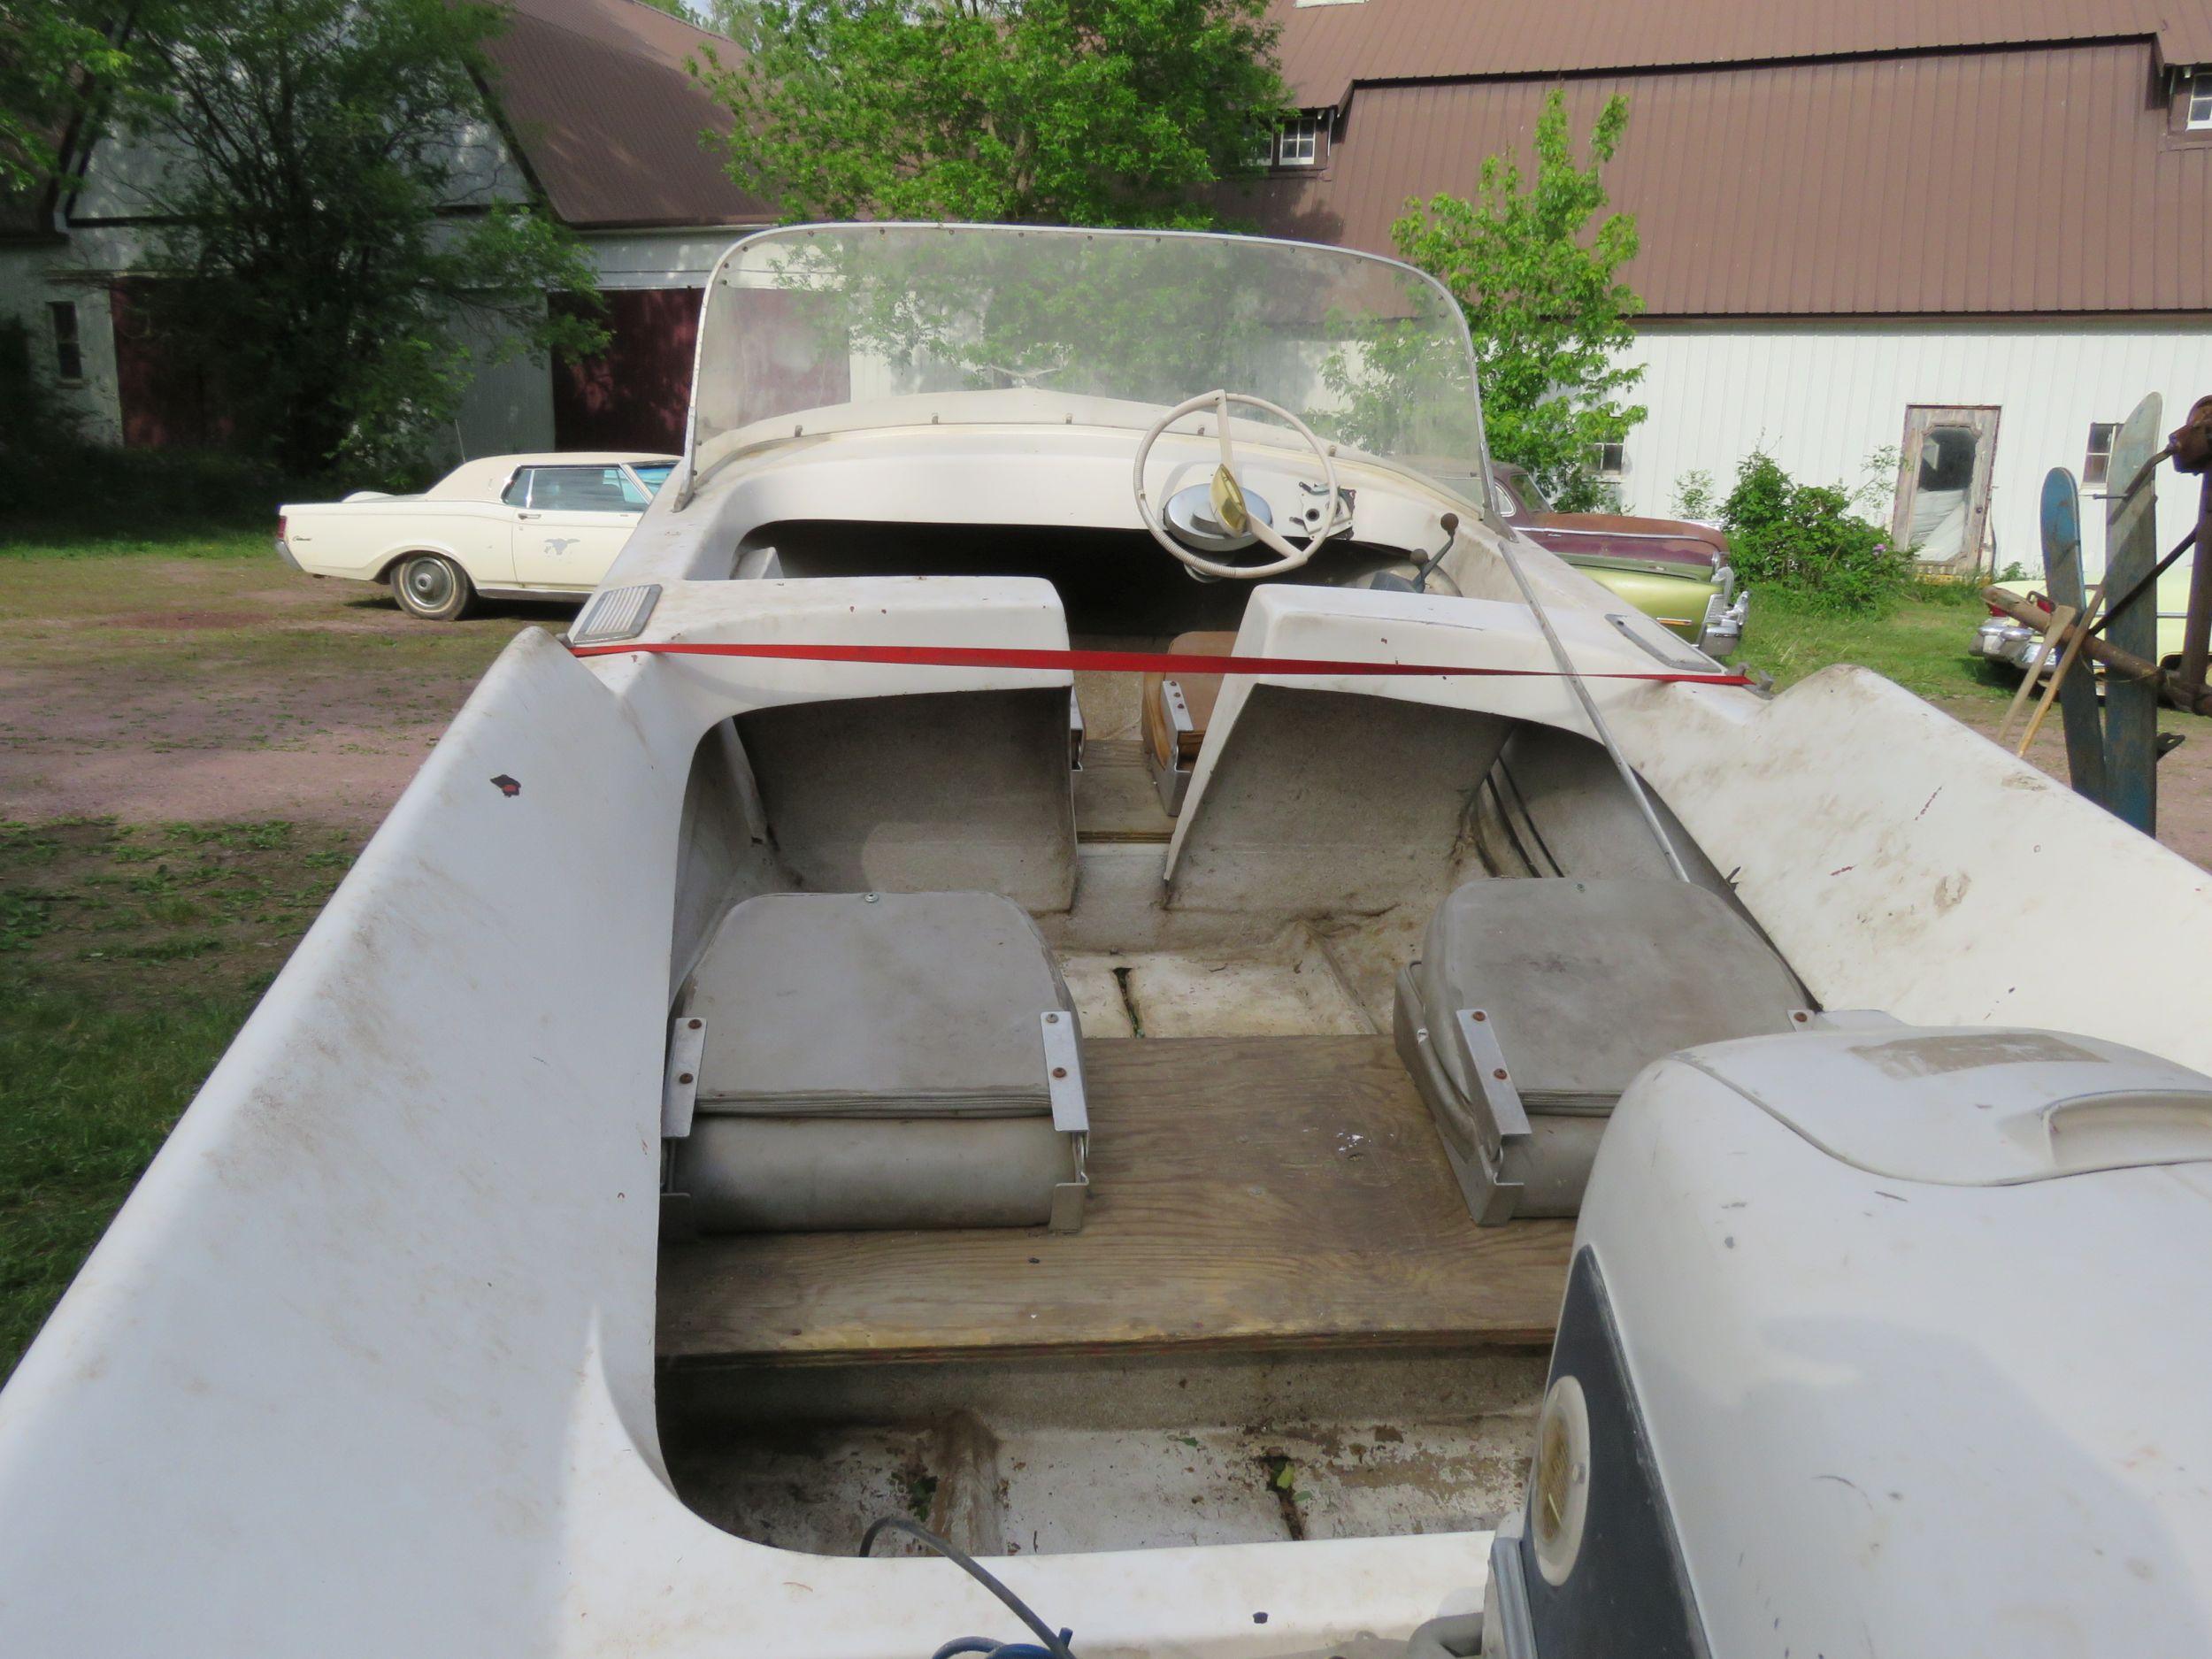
[483,0,768,231]
[1242,40,2212,317]
[1271,0,2212,107]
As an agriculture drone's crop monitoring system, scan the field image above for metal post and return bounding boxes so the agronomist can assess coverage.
[2181,472,2212,700]
[1494,537,1693,883]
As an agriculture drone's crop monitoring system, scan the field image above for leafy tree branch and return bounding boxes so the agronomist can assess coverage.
[117,0,606,474]
[1391,90,1646,510]
[696,0,1292,228]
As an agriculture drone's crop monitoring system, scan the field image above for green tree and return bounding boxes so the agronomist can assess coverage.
[0,1,127,194]
[696,0,1291,227]
[1390,91,1644,511]
[701,0,759,37]
[119,0,605,474]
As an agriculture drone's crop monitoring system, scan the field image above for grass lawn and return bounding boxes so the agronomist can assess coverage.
[0,818,357,1379]
[1730,584,2018,703]
[0,507,529,1380]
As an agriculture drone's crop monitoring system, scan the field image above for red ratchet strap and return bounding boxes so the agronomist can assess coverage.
[568,639,1751,687]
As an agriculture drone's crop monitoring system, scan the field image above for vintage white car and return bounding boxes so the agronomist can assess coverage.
[275,451,677,619]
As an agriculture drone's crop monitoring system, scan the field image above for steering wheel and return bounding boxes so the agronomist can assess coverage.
[1132,389,1345,580]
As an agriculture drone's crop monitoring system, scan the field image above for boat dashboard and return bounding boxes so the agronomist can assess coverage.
[606,398,1514,611]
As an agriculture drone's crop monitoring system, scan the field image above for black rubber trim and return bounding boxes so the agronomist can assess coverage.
[1519,1245,1710,1659]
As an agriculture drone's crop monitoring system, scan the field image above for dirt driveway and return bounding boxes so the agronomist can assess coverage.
[6,552,2212,872]
[0,554,565,826]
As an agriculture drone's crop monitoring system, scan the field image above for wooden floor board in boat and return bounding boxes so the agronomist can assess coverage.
[657,1035,1575,1366]
[1071,737,1176,842]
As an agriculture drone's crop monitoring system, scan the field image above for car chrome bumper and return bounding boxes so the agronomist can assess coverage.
[273,536,303,572]
[1973,618,2060,674]
[1697,583,1750,657]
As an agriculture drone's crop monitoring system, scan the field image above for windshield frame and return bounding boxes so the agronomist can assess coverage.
[671,220,1496,514]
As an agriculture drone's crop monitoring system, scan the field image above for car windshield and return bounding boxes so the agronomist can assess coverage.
[689,223,1487,479]
[631,463,674,495]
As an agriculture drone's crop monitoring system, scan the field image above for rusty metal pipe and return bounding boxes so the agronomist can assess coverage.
[1983,586,2212,715]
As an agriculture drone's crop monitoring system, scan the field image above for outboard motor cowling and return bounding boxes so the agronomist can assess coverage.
[1486,1020,2212,1658]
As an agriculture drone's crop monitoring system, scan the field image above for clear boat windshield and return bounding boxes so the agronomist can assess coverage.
[689,223,1487,477]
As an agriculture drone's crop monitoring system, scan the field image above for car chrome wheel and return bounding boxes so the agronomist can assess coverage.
[405,559,452,609]
[392,554,472,621]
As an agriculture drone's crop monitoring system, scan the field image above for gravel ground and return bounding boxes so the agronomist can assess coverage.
[0,553,565,827]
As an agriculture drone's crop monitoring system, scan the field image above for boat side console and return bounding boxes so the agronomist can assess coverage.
[1475,1020,2212,1658]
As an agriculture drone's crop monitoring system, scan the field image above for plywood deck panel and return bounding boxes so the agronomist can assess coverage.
[658,1035,1575,1366]
[1072,738,1177,844]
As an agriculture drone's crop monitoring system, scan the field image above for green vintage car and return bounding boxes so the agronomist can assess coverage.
[1486,462,1748,657]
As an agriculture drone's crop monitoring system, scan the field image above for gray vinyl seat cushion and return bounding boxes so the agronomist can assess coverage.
[668,890,1088,1234]
[686,889,1077,1117]
[1395,877,1805,1223]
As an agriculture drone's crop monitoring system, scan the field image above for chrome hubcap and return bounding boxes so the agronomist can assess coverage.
[405,559,453,609]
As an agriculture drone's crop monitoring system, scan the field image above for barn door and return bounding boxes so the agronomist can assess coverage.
[1892,405,2001,575]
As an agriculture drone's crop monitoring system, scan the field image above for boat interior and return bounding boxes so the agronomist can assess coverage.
[650,510,1805,1563]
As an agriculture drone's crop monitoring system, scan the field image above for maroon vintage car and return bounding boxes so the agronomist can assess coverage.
[1487,461,1749,656]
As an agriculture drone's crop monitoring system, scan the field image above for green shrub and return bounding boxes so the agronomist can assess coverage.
[1669,467,1720,521]
[1,444,348,545]
[1721,450,1911,612]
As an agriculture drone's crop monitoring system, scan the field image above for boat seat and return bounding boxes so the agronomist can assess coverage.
[1141,631,1236,813]
[1394,877,1806,1224]
[664,891,1089,1234]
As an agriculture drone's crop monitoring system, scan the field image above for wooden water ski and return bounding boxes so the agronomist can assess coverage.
[2039,468,2108,804]
[2104,394,2163,833]
[1996,603,2076,748]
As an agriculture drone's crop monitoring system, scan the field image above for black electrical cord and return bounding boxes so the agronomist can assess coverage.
[859,1515,1076,1659]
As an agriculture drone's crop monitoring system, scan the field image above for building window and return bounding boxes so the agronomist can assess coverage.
[49,300,82,383]
[1594,441,1625,479]
[1275,114,1326,167]
[2083,420,2119,486]
[2190,73,2212,130]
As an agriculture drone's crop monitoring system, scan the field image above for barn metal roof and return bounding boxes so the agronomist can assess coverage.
[1273,0,2212,108]
[1247,37,2212,317]
[483,0,768,231]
